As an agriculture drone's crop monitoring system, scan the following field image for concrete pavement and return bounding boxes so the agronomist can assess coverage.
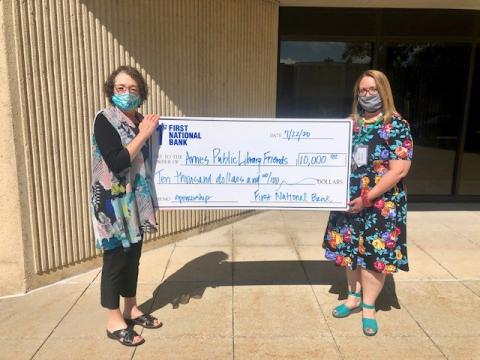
[1,208,480,359]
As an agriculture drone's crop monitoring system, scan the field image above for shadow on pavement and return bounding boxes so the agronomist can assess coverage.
[139,251,400,314]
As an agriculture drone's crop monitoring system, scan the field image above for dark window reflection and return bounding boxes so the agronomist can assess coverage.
[460,45,480,194]
[277,8,480,199]
[386,43,471,195]
[277,42,372,118]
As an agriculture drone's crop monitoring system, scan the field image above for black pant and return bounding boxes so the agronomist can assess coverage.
[101,241,143,309]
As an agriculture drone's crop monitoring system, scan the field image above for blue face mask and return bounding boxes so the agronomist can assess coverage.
[112,92,142,111]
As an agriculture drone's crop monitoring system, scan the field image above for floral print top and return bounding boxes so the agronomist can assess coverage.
[323,115,413,274]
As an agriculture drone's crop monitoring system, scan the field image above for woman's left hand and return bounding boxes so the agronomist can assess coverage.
[347,196,364,214]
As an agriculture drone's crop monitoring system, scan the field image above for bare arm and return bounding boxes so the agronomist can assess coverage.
[348,160,411,214]
[367,159,411,201]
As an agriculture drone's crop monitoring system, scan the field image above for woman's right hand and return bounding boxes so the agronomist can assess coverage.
[347,196,365,214]
[139,114,160,139]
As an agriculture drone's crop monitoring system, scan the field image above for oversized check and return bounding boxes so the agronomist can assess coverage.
[149,117,352,210]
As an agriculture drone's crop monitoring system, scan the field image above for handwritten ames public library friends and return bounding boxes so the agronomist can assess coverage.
[1,1,479,295]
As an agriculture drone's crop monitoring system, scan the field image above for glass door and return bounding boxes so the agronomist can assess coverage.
[385,43,471,195]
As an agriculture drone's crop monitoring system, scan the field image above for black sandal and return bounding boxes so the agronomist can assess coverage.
[106,328,145,346]
[125,314,163,329]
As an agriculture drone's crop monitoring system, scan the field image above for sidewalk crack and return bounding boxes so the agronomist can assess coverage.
[413,243,479,297]
[131,243,177,360]
[387,288,448,360]
[30,270,101,359]
[282,212,344,360]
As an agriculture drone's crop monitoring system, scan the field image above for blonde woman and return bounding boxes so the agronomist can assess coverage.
[324,70,413,336]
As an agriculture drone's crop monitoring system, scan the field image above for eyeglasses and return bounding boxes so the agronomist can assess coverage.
[114,85,139,94]
[358,87,378,97]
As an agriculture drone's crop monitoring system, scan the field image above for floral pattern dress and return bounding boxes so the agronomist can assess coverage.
[324,115,413,274]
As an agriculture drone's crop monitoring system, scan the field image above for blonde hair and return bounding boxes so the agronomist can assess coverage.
[351,69,397,123]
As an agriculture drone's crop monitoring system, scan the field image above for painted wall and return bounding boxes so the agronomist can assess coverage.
[0,0,279,295]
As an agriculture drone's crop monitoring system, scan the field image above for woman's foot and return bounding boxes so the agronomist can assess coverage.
[361,303,378,336]
[107,310,144,345]
[107,328,145,347]
[332,291,362,318]
[124,305,162,328]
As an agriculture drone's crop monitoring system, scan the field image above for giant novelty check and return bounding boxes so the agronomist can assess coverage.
[149,117,352,210]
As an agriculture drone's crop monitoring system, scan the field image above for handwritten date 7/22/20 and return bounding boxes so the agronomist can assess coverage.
[269,129,311,141]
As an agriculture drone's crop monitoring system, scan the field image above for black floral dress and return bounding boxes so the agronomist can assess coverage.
[323,115,413,274]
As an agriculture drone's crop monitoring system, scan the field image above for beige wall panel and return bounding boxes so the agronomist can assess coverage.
[0,1,28,295]
[1,0,278,295]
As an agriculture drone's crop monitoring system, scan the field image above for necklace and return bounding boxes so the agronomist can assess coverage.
[359,113,383,127]
[353,114,383,146]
